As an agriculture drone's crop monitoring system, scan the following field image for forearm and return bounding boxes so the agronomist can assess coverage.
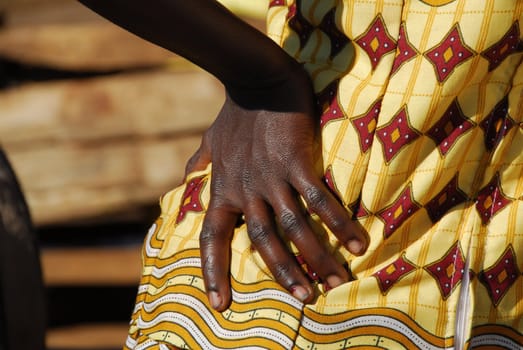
[79,0,308,110]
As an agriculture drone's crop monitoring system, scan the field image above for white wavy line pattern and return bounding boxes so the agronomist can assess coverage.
[137,311,291,349]
[126,335,137,349]
[231,287,303,309]
[150,258,201,278]
[139,293,293,346]
[132,301,143,315]
[129,294,523,349]
[135,280,302,310]
[135,338,158,350]
[470,334,522,350]
[141,254,303,309]
[302,314,452,350]
[138,284,149,295]
[144,223,160,257]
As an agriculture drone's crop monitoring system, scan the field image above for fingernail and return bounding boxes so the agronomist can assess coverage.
[290,285,310,302]
[326,275,345,289]
[209,291,222,309]
[347,239,364,255]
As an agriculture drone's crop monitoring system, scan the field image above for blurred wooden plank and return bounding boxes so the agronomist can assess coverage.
[0,0,266,70]
[2,0,93,27]
[8,135,203,225]
[0,69,222,144]
[0,68,222,225]
[1,0,172,72]
[47,323,129,349]
[42,246,141,285]
[0,23,177,71]
[0,2,229,226]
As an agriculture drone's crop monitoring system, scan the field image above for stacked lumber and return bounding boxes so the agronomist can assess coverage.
[0,0,226,225]
[0,1,267,348]
[1,69,223,225]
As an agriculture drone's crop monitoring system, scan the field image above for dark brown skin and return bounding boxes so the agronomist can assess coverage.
[79,0,368,311]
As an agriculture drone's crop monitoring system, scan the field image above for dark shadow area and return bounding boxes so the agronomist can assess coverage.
[46,285,137,327]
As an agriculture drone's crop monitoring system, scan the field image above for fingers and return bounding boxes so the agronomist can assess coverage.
[200,173,367,310]
[244,199,314,303]
[270,186,351,290]
[292,174,369,256]
[199,199,238,312]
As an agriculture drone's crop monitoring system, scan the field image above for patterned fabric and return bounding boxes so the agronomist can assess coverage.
[125,1,523,349]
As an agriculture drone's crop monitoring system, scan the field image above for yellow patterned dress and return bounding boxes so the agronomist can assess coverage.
[125,1,523,349]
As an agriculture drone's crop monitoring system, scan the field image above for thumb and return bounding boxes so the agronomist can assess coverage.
[184,130,212,178]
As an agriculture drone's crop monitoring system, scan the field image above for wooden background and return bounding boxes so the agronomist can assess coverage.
[1,0,225,226]
[0,0,266,348]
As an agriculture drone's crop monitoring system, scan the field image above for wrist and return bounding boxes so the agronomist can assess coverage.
[225,59,314,113]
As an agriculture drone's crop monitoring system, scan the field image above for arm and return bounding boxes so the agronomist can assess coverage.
[80,0,368,311]
[78,0,301,110]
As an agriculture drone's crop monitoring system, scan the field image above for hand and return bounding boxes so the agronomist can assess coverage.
[80,0,368,312]
[186,70,368,312]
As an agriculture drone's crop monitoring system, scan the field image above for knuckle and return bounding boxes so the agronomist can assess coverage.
[240,170,254,191]
[312,249,333,267]
[272,263,292,283]
[247,221,271,246]
[329,214,350,236]
[201,256,216,274]
[304,186,328,211]
[201,260,220,290]
[199,226,217,248]
[328,216,349,238]
[279,209,302,234]
[241,170,251,184]
[211,176,226,192]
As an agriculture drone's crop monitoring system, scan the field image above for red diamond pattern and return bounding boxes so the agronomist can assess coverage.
[425,24,475,82]
[391,22,418,75]
[319,8,349,58]
[374,254,417,294]
[286,2,297,19]
[320,96,344,127]
[348,194,370,220]
[482,22,522,72]
[176,176,206,224]
[480,96,513,151]
[355,203,369,219]
[424,242,466,299]
[323,166,343,204]
[479,245,520,306]
[425,175,468,223]
[475,172,512,225]
[351,98,382,153]
[355,15,397,71]
[427,99,475,155]
[377,184,421,239]
[295,254,320,283]
[376,106,421,163]
[318,80,345,127]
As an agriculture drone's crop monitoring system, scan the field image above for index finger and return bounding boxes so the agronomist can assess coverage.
[199,200,238,311]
